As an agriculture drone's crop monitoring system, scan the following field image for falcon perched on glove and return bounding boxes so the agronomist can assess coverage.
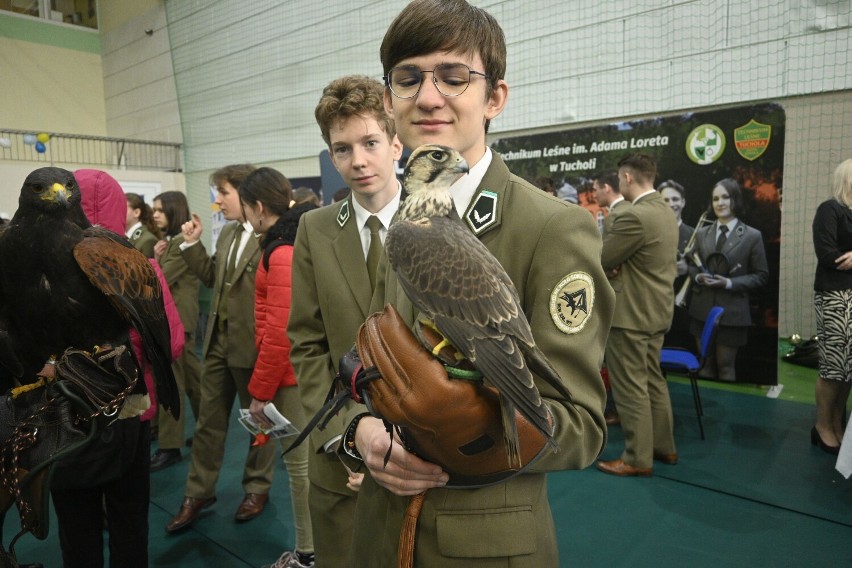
[385,144,573,467]
[0,167,179,417]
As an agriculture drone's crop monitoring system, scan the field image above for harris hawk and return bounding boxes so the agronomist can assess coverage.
[385,144,573,468]
[0,167,179,417]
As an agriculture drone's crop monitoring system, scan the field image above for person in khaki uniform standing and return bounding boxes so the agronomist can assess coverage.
[287,75,403,567]
[597,153,680,477]
[152,191,202,471]
[338,2,615,565]
[165,164,277,533]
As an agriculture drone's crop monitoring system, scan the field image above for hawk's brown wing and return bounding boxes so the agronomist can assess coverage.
[72,226,179,417]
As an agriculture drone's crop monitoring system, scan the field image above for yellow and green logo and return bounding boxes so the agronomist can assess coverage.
[734,119,771,161]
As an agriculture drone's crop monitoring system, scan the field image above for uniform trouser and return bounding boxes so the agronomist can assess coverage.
[185,329,275,497]
[52,421,151,568]
[272,383,313,554]
[157,332,202,450]
[605,327,676,469]
[309,462,358,567]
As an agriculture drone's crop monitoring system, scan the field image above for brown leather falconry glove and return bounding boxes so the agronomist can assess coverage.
[354,304,550,488]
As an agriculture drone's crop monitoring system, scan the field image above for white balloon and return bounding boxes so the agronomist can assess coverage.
[0,137,11,148]
[23,134,37,145]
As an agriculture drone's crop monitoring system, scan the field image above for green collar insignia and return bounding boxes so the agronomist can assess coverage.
[337,201,350,228]
[465,190,498,235]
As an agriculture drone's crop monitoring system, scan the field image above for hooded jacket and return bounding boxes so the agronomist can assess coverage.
[74,169,184,420]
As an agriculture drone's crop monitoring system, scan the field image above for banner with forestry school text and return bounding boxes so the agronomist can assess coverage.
[491,103,783,385]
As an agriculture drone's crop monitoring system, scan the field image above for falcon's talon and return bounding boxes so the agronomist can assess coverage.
[431,338,450,357]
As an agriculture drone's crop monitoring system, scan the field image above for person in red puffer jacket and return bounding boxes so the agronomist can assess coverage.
[239,167,317,568]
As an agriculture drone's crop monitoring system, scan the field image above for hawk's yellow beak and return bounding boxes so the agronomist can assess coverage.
[47,182,70,204]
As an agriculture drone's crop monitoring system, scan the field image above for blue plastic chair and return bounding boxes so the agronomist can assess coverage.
[659,306,725,440]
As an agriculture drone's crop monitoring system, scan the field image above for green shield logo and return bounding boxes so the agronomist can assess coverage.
[734,119,771,161]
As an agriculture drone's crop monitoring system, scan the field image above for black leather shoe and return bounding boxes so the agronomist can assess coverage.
[811,427,840,455]
[150,449,182,472]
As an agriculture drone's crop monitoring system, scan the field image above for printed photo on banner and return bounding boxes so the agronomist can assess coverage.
[491,103,784,385]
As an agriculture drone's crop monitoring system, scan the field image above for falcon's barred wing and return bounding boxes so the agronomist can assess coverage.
[389,216,531,340]
[389,216,563,438]
[72,226,180,417]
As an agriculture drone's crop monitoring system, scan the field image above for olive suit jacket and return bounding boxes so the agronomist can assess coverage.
[602,191,679,334]
[687,220,768,327]
[180,222,259,368]
[288,198,378,491]
[346,155,615,567]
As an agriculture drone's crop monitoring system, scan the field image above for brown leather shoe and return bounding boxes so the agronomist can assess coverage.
[653,452,678,465]
[595,459,652,477]
[604,411,620,426]
[165,496,217,533]
[234,493,268,522]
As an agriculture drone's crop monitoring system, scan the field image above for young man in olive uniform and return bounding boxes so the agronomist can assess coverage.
[287,75,403,567]
[598,153,679,477]
[340,1,615,565]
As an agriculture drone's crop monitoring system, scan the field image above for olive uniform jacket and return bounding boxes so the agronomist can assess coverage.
[602,191,679,333]
[158,234,200,337]
[129,225,159,258]
[288,198,378,490]
[687,220,768,327]
[345,155,615,567]
[180,221,259,368]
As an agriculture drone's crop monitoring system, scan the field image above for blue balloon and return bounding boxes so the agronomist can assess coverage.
[35,141,46,153]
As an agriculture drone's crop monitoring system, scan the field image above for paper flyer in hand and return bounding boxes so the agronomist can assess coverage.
[238,403,300,439]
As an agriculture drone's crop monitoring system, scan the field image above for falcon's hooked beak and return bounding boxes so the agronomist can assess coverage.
[45,182,71,205]
[449,156,470,184]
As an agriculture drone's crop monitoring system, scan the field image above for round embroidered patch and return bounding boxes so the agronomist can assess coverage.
[549,272,594,334]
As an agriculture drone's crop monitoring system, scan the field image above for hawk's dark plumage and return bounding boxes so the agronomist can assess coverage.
[0,167,179,417]
[387,145,572,467]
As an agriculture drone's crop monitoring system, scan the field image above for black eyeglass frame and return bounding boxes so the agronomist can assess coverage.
[383,63,490,99]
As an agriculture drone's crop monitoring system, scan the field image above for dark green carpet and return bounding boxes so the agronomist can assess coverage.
[4,380,850,567]
[562,380,851,566]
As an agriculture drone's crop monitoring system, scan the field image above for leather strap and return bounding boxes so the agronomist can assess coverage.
[398,491,426,568]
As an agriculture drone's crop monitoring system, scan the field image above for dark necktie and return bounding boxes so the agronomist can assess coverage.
[218,224,244,331]
[715,224,728,252]
[366,216,383,290]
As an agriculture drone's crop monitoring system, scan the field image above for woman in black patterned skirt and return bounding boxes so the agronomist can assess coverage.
[811,158,852,454]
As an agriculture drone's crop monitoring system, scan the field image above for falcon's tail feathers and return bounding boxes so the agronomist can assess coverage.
[501,398,523,470]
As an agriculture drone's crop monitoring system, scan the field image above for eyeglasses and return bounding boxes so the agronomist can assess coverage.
[384,63,489,99]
